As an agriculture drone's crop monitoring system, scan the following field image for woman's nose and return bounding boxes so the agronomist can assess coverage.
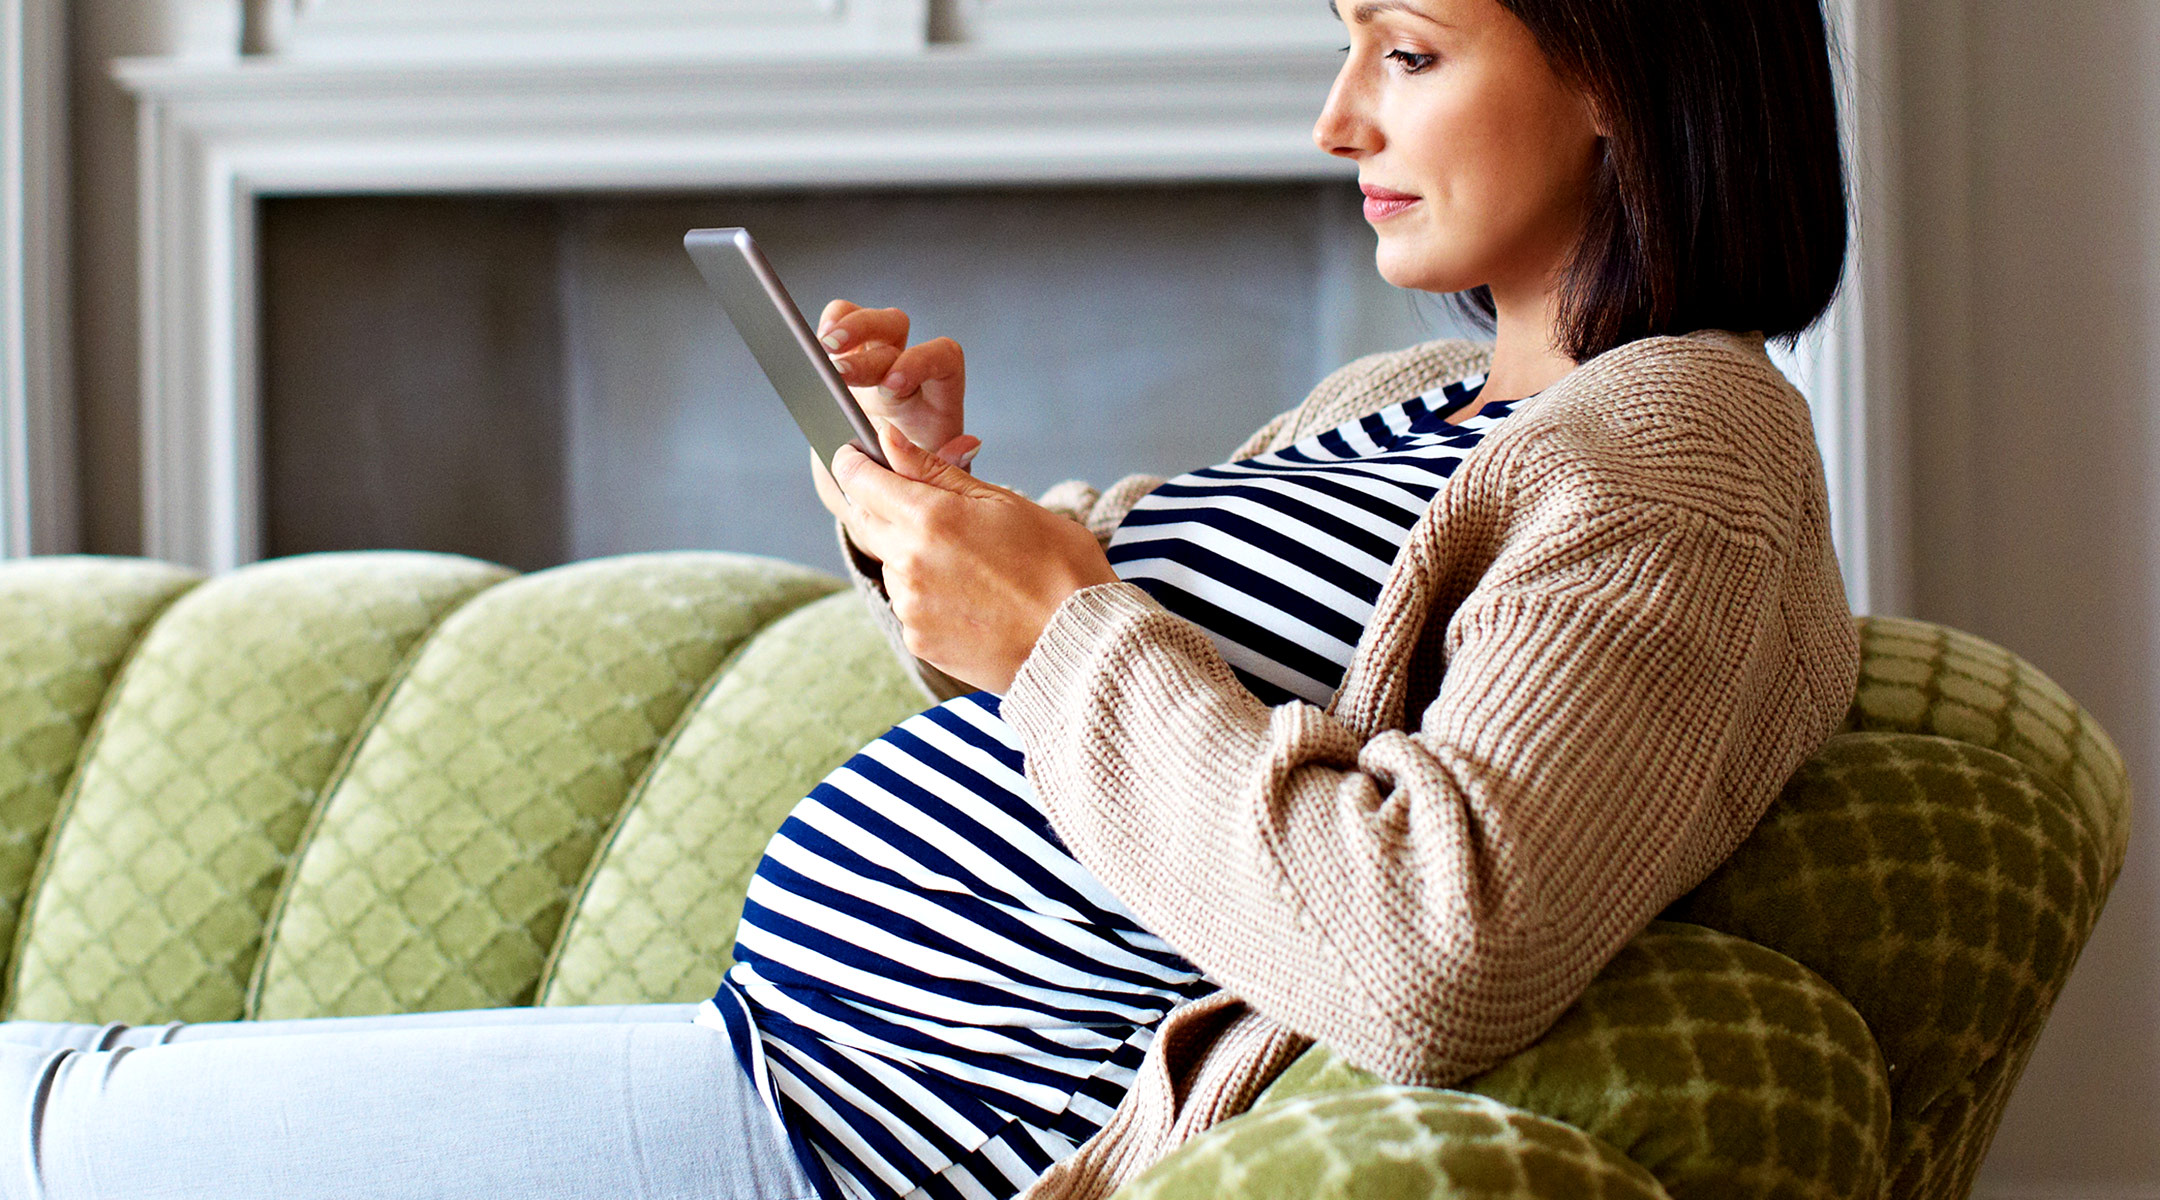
[1312,70,1377,160]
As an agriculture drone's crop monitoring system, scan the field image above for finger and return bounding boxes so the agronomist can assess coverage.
[878,338,965,401]
[876,419,943,485]
[831,437,936,510]
[830,443,936,557]
[831,343,903,390]
[812,446,884,561]
[935,434,983,472]
[815,299,863,339]
[817,305,910,356]
[876,421,996,499]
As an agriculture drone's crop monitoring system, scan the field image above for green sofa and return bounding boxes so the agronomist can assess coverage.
[0,551,2127,1200]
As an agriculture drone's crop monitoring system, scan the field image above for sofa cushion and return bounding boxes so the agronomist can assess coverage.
[0,559,200,994]
[1846,615,2128,870]
[539,590,926,1006]
[248,554,839,1019]
[4,554,503,1024]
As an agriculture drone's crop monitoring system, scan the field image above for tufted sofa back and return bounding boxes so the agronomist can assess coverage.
[0,552,2129,1200]
[0,552,929,1024]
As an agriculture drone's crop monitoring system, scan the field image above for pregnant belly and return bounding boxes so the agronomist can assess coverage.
[726,691,1206,1083]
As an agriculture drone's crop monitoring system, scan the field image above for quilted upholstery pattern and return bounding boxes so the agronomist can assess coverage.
[1664,734,2117,1200]
[1846,615,2131,873]
[0,560,200,978]
[1259,923,1891,1200]
[539,591,926,1006]
[4,555,504,1024]
[1118,1088,1670,1200]
[249,554,840,1019]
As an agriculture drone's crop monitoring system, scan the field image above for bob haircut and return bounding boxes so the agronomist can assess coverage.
[1449,0,1850,362]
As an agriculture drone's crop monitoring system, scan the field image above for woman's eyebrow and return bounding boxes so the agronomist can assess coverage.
[1329,0,1449,26]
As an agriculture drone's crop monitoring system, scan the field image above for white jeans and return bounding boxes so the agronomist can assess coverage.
[0,1004,817,1200]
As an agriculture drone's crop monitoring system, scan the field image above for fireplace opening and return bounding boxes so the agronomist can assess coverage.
[259,184,1465,575]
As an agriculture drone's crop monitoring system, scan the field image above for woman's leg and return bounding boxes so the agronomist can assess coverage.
[0,1002,705,1052]
[0,1005,816,1200]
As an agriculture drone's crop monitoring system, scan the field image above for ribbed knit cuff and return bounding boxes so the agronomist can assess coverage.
[1003,581,1165,746]
[836,516,886,596]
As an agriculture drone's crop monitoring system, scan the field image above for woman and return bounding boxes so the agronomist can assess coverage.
[0,1,1855,1198]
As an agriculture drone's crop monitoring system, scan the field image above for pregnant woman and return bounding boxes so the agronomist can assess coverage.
[0,1,1857,1198]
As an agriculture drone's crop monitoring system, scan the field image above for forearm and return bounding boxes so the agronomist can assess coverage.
[1001,520,1802,1087]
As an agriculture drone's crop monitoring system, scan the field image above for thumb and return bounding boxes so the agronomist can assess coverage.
[935,434,983,473]
[879,422,992,497]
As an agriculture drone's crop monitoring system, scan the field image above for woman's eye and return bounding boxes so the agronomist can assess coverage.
[1385,49,1437,73]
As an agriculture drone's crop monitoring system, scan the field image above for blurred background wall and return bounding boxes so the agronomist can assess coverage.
[48,0,2160,1193]
[1897,1,2160,1192]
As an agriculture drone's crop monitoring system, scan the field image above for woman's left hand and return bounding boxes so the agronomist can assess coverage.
[832,422,1120,695]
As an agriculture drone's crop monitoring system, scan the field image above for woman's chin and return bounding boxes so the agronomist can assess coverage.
[1373,249,1471,296]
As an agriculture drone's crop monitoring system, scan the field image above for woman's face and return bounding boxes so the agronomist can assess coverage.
[1315,0,1605,300]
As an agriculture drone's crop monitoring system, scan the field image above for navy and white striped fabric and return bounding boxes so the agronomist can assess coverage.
[702,373,1517,1200]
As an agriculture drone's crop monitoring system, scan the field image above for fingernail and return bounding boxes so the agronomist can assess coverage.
[876,386,898,402]
[821,330,850,351]
[959,448,981,471]
[881,373,907,392]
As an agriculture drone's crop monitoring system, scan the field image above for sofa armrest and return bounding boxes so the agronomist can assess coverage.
[1112,1086,1670,1200]
[1245,922,1893,1200]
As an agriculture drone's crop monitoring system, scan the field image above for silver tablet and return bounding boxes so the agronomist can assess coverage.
[684,227,890,470]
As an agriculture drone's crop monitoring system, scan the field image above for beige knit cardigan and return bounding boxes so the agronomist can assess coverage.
[840,328,1861,1200]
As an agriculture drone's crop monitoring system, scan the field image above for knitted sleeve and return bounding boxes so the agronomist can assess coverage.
[998,407,1854,1086]
[836,337,1492,704]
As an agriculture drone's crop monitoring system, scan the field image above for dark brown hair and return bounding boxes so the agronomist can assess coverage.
[1451,0,1850,361]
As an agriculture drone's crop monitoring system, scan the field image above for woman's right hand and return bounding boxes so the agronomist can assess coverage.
[810,300,980,532]
[819,300,976,459]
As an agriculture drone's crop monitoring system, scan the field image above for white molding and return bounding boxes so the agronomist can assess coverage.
[117,46,1354,570]
[1773,0,1907,617]
[258,0,934,61]
[246,0,1342,60]
[1844,0,1910,617]
[937,0,1339,52]
[0,0,76,556]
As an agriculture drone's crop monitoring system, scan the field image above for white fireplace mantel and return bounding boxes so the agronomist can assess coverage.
[117,39,1362,573]
[116,0,1901,615]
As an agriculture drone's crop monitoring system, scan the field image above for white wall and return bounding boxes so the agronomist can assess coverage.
[1904,1,2160,1195]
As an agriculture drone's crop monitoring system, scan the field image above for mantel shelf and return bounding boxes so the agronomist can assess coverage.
[115,47,1357,195]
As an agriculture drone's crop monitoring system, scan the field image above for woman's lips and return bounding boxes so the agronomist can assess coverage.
[1361,185,1422,223]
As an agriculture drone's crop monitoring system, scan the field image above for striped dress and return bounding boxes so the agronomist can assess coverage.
[701,373,1519,1200]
